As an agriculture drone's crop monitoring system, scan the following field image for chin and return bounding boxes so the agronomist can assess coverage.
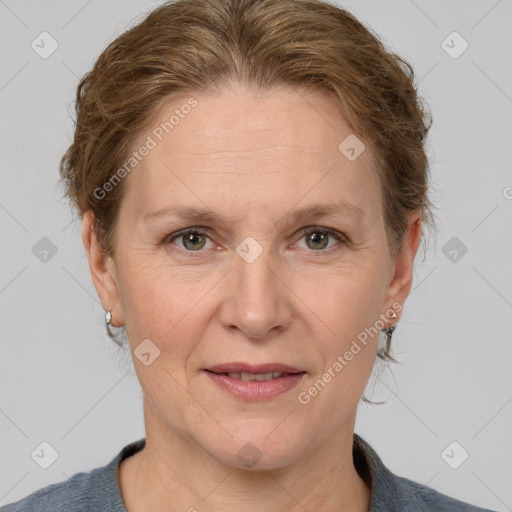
[196,421,308,471]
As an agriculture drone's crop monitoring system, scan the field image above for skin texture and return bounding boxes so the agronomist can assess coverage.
[83,83,421,512]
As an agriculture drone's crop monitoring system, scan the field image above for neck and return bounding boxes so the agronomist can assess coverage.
[118,401,370,512]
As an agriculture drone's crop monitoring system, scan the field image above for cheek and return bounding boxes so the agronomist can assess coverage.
[297,284,380,425]
[292,260,384,396]
[295,261,385,344]
[116,256,216,360]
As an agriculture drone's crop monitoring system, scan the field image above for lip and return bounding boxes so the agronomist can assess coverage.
[205,362,304,374]
[205,371,305,401]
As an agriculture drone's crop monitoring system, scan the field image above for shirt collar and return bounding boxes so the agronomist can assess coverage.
[353,432,402,511]
[98,433,400,511]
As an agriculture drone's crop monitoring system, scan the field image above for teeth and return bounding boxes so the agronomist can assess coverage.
[225,372,285,381]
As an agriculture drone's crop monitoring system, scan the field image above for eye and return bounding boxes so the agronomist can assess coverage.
[296,227,345,252]
[164,226,346,254]
[166,228,213,251]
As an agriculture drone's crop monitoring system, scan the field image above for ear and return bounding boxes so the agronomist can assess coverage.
[383,212,422,319]
[82,211,124,327]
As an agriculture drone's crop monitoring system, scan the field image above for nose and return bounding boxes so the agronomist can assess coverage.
[218,242,293,340]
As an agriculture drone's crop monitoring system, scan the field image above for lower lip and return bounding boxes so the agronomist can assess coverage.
[205,371,305,401]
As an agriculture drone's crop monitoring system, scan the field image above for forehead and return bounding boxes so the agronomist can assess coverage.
[121,85,381,223]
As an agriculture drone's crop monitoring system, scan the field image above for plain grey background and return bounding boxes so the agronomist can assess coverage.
[0,0,511,510]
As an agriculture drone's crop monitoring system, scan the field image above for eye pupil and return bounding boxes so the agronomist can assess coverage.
[306,231,329,250]
[183,232,206,250]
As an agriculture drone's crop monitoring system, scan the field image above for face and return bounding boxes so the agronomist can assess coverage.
[85,84,420,470]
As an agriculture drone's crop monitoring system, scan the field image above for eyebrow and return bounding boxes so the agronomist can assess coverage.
[143,201,364,225]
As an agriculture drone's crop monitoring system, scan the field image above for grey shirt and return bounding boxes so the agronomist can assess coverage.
[1,433,497,511]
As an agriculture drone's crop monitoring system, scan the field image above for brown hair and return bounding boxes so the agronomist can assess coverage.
[59,0,437,366]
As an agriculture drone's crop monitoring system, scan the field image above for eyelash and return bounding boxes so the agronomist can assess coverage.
[164,226,346,256]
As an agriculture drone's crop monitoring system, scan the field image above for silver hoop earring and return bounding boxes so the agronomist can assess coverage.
[105,308,117,338]
[382,311,398,345]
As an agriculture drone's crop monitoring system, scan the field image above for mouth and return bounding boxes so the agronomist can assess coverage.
[204,362,306,380]
[204,363,306,401]
[205,370,302,381]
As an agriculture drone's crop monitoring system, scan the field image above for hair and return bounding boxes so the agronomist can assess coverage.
[59,0,437,374]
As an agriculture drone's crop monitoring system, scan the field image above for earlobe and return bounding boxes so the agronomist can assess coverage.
[82,211,123,326]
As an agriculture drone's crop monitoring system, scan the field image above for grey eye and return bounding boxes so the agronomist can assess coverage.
[305,231,330,250]
[181,232,207,251]
[297,228,343,251]
[168,229,212,251]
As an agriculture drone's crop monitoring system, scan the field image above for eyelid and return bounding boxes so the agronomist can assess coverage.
[166,226,211,239]
[298,226,345,240]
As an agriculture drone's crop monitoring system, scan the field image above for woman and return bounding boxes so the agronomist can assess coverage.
[1,0,498,510]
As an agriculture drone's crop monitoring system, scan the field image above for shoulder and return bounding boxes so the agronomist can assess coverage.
[0,469,92,512]
[393,474,497,511]
[352,433,497,512]
[0,439,145,512]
